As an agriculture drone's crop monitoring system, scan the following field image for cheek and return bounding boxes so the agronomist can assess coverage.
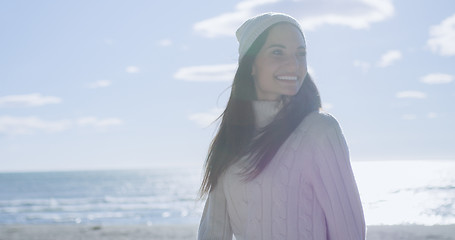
[299,58,308,71]
[253,58,276,79]
[252,67,274,89]
[252,57,266,76]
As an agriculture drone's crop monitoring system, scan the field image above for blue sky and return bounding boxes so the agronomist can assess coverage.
[1,0,454,172]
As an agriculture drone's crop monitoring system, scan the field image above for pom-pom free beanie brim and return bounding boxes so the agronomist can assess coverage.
[236,12,305,62]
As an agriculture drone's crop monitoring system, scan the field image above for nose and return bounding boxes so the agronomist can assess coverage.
[283,55,300,72]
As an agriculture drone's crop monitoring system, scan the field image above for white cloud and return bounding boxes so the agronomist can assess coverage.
[77,117,123,128]
[194,0,394,38]
[353,60,371,73]
[427,112,438,119]
[307,65,315,76]
[174,63,237,82]
[0,93,61,107]
[0,116,71,135]
[126,66,140,73]
[377,50,402,67]
[401,114,416,120]
[0,116,123,135]
[420,73,454,84]
[396,90,427,99]
[157,39,173,47]
[88,80,112,88]
[188,108,224,127]
[322,102,333,110]
[427,14,455,56]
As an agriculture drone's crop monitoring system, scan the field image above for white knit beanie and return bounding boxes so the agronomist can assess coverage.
[236,12,305,62]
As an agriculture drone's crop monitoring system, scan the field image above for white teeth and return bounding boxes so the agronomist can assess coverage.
[277,76,298,81]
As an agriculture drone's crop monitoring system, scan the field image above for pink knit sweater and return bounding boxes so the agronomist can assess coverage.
[198,101,366,240]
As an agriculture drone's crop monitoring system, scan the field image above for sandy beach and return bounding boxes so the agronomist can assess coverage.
[0,224,454,240]
[367,225,455,240]
[0,225,198,240]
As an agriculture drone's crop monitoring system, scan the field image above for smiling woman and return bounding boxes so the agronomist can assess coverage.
[198,12,365,240]
[251,23,307,100]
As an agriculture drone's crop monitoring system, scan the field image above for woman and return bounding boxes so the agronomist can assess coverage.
[198,12,365,240]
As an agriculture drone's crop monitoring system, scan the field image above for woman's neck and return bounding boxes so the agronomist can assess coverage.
[252,100,282,129]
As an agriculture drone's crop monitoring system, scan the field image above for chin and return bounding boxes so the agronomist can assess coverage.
[282,90,299,97]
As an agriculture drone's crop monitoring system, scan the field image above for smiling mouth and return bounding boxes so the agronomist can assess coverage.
[276,75,299,81]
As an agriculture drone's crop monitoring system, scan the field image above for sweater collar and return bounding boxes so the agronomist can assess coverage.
[252,100,282,129]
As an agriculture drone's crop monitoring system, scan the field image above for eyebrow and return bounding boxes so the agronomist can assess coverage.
[266,44,306,50]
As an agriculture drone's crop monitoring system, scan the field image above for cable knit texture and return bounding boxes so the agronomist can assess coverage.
[198,101,366,240]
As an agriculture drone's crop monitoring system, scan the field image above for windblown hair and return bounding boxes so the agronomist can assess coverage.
[200,23,321,196]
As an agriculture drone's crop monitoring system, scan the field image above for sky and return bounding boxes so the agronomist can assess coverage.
[1,0,454,172]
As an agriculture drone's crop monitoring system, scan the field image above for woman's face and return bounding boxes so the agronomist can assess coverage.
[251,23,307,101]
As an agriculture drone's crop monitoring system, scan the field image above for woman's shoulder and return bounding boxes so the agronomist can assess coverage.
[285,110,344,152]
[290,110,344,146]
[297,110,341,134]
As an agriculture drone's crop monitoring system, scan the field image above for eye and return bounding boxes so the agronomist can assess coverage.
[297,51,306,58]
[271,49,284,56]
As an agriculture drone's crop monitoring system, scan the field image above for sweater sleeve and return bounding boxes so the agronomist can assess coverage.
[308,114,366,239]
[198,179,233,240]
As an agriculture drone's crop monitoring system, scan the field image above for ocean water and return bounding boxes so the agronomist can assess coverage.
[0,161,454,226]
[353,160,455,226]
[0,167,203,225]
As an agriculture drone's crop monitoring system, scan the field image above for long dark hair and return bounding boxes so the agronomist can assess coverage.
[200,23,321,196]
